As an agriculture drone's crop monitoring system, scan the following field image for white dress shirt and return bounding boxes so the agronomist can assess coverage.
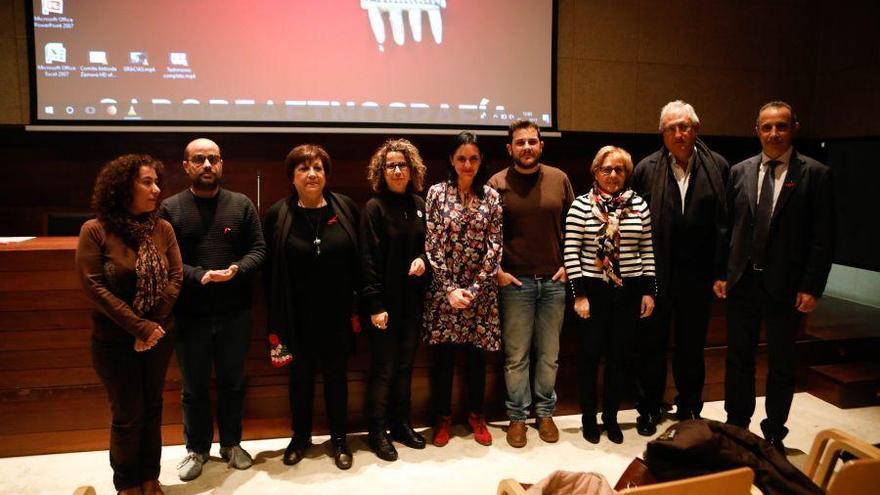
[668,151,695,214]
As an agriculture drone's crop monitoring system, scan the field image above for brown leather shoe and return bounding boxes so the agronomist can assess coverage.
[506,420,527,448]
[537,416,559,443]
[140,480,165,495]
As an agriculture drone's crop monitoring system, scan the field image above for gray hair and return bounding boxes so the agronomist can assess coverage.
[658,100,700,131]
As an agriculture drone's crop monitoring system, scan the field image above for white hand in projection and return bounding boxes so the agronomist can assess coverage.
[361,0,446,49]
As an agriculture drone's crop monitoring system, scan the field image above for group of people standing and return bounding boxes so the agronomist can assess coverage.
[76,100,835,495]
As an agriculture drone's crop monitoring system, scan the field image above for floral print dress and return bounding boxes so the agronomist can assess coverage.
[423,181,503,351]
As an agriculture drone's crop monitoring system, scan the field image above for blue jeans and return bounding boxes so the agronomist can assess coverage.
[500,277,566,420]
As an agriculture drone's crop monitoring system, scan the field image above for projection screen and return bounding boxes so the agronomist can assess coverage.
[29,0,556,129]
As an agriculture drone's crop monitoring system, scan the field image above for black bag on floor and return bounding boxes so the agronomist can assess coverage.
[644,419,823,495]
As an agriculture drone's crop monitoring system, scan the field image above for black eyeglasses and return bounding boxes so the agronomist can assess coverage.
[189,154,222,165]
[384,161,410,171]
[598,166,626,176]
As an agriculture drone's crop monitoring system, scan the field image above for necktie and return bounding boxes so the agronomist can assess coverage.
[750,160,780,269]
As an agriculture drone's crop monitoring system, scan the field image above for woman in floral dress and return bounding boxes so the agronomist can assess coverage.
[423,131,503,447]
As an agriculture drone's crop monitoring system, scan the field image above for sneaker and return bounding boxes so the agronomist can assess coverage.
[220,444,254,470]
[432,415,452,447]
[506,420,527,448]
[177,452,208,481]
[468,413,492,446]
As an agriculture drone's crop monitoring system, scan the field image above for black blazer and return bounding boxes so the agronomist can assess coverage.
[632,144,729,294]
[263,191,361,355]
[723,150,835,300]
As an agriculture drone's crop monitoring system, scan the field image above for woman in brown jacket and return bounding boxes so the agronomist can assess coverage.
[75,154,183,495]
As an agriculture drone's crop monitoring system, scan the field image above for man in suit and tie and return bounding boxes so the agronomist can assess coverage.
[714,101,835,452]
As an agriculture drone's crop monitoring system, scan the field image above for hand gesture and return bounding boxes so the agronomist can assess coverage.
[640,295,655,318]
[201,264,239,285]
[574,296,590,319]
[408,258,426,276]
[135,325,165,352]
[551,266,568,282]
[447,288,474,309]
[497,269,522,288]
[713,280,727,299]
[795,292,818,313]
[371,311,389,330]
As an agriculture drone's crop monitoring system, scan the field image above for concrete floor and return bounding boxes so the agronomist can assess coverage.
[2,393,879,495]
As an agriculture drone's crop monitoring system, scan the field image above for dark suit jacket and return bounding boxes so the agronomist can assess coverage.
[631,145,729,295]
[723,150,835,300]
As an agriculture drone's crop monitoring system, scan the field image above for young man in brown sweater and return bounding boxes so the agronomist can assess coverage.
[488,120,574,448]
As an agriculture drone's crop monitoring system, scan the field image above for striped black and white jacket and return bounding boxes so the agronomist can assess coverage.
[563,190,656,297]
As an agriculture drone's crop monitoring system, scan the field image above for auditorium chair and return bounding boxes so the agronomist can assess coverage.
[802,428,880,495]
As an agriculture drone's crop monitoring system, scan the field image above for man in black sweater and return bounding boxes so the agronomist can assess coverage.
[631,101,729,436]
[159,138,266,481]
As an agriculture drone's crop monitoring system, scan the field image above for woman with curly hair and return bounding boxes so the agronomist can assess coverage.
[75,154,183,495]
[360,138,429,461]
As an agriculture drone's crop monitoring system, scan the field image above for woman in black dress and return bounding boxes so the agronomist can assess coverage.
[263,144,361,470]
[360,138,429,461]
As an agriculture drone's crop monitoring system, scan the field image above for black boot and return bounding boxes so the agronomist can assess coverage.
[603,416,623,444]
[390,423,427,449]
[331,436,353,470]
[368,430,398,461]
[581,414,600,444]
[283,437,310,466]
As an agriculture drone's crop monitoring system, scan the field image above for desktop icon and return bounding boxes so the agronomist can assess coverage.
[44,42,66,64]
[41,0,63,15]
[129,52,149,66]
[89,51,108,65]
[169,52,188,66]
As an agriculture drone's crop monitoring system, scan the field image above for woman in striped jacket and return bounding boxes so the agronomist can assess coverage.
[563,145,656,445]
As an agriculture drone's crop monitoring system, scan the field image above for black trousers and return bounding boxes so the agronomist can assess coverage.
[431,343,486,418]
[289,347,349,444]
[724,269,801,436]
[366,317,420,432]
[175,309,252,454]
[578,279,640,422]
[636,278,712,417]
[92,334,174,491]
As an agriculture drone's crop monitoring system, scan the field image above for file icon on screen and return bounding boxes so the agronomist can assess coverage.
[44,42,66,64]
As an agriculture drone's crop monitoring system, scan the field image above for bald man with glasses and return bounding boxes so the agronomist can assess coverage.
[159,138,266,481]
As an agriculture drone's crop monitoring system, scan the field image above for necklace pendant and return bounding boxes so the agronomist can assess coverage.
[314,237,321,256]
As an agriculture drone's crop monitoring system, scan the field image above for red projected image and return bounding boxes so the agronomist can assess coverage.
[30,0,554,127]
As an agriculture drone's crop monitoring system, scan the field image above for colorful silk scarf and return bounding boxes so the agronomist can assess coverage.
[590,185,634,287]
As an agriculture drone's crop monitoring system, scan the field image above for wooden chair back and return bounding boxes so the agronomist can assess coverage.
[618,467,754,494]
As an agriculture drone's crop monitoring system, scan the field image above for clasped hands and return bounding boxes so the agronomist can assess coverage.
[134,325,165,352]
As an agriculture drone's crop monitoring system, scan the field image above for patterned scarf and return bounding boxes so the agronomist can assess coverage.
[126,215,168,316]
[590,185,634,287]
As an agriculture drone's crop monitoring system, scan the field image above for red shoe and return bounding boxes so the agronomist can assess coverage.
[468,413,492,446]
[433,415,452,447]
